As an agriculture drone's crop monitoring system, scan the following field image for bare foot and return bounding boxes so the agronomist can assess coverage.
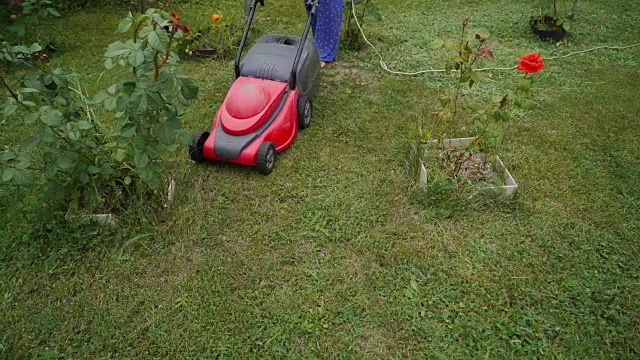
[320,61,327,68]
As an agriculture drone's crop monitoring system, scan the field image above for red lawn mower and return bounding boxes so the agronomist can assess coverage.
[188,0,321,175]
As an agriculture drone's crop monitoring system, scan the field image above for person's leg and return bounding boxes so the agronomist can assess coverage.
[313,0,343,64]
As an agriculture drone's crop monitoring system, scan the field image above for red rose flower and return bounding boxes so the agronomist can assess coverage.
[167,14,190,33]
[518,53,544,74]
[168,12,182,32]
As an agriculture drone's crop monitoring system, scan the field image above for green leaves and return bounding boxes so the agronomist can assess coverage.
[22,136,40,150]
[445,63,452,75]
[104,96,118,111]
[148,30,170,53]
[134,151,149,168]
[45,162,57,177]
[14,153,31,170]
[341,0,383,50]
[476,27,491,39]
[41,109,63,126]
[56,155,75,169]
[4,104,18,117]
[121,122,136,138]
[12,170,34,186]
[77,121,94,130]
[118,12,133,33]
[368,4,383,21]
[129,49,145,67]
[469,71,480,88]
[104,58,115,70]
[430,38,444,50]
[1,150,16,162]
[157,116,182,145]
[2,168,15,182]
[114,148,127,162]
[104,41,148,70]
[177,131,192,146]
[157,123,175,145]
[105,41,135,58]
[2,167,34,185]
[178,76,199,105]
[10,45,31,54]
[518,78,532,92]
[46,8,61,17]
[514,95,537,110]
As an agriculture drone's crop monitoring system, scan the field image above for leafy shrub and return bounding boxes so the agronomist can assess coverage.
[101,9,198,190]
[0,8,198,211]
[413,18,543,198]
[1,43,110,201]
[427,19,541,162]
[0,0,60,49]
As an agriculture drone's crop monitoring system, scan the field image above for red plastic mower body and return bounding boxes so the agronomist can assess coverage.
[202,77,299,166]
[189,0,320,175]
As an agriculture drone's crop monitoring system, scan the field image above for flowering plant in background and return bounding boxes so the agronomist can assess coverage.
[416,18,544,186]
[180,9,246,60]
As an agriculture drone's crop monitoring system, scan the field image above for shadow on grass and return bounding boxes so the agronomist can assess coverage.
[409,181,521,219]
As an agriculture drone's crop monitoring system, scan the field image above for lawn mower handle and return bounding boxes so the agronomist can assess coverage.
[289,0,318,90]
[235,0,264,78]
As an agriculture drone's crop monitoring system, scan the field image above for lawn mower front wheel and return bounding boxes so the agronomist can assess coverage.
[256,142,276,175]
[189,131,209,163]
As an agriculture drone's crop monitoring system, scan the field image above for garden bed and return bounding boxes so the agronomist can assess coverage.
[419,137,517,198]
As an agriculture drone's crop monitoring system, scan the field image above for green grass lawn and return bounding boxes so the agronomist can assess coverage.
[1,0,639,358]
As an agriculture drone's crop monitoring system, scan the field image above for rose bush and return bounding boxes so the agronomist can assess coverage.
[1,7,198,212]
[417,19,545,186]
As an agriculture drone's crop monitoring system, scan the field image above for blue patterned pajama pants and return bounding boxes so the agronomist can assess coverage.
[307,0,343,62]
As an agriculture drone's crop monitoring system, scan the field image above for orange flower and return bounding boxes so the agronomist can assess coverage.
[211,13,221,21]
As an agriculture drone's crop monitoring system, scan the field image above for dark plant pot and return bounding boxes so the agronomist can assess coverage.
[529,16,567,42]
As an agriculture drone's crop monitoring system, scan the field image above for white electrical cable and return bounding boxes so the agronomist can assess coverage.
[543,43,640,60]
[349,0,640,75]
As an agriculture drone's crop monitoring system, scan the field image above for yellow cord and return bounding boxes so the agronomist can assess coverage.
[349,0,640,75]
